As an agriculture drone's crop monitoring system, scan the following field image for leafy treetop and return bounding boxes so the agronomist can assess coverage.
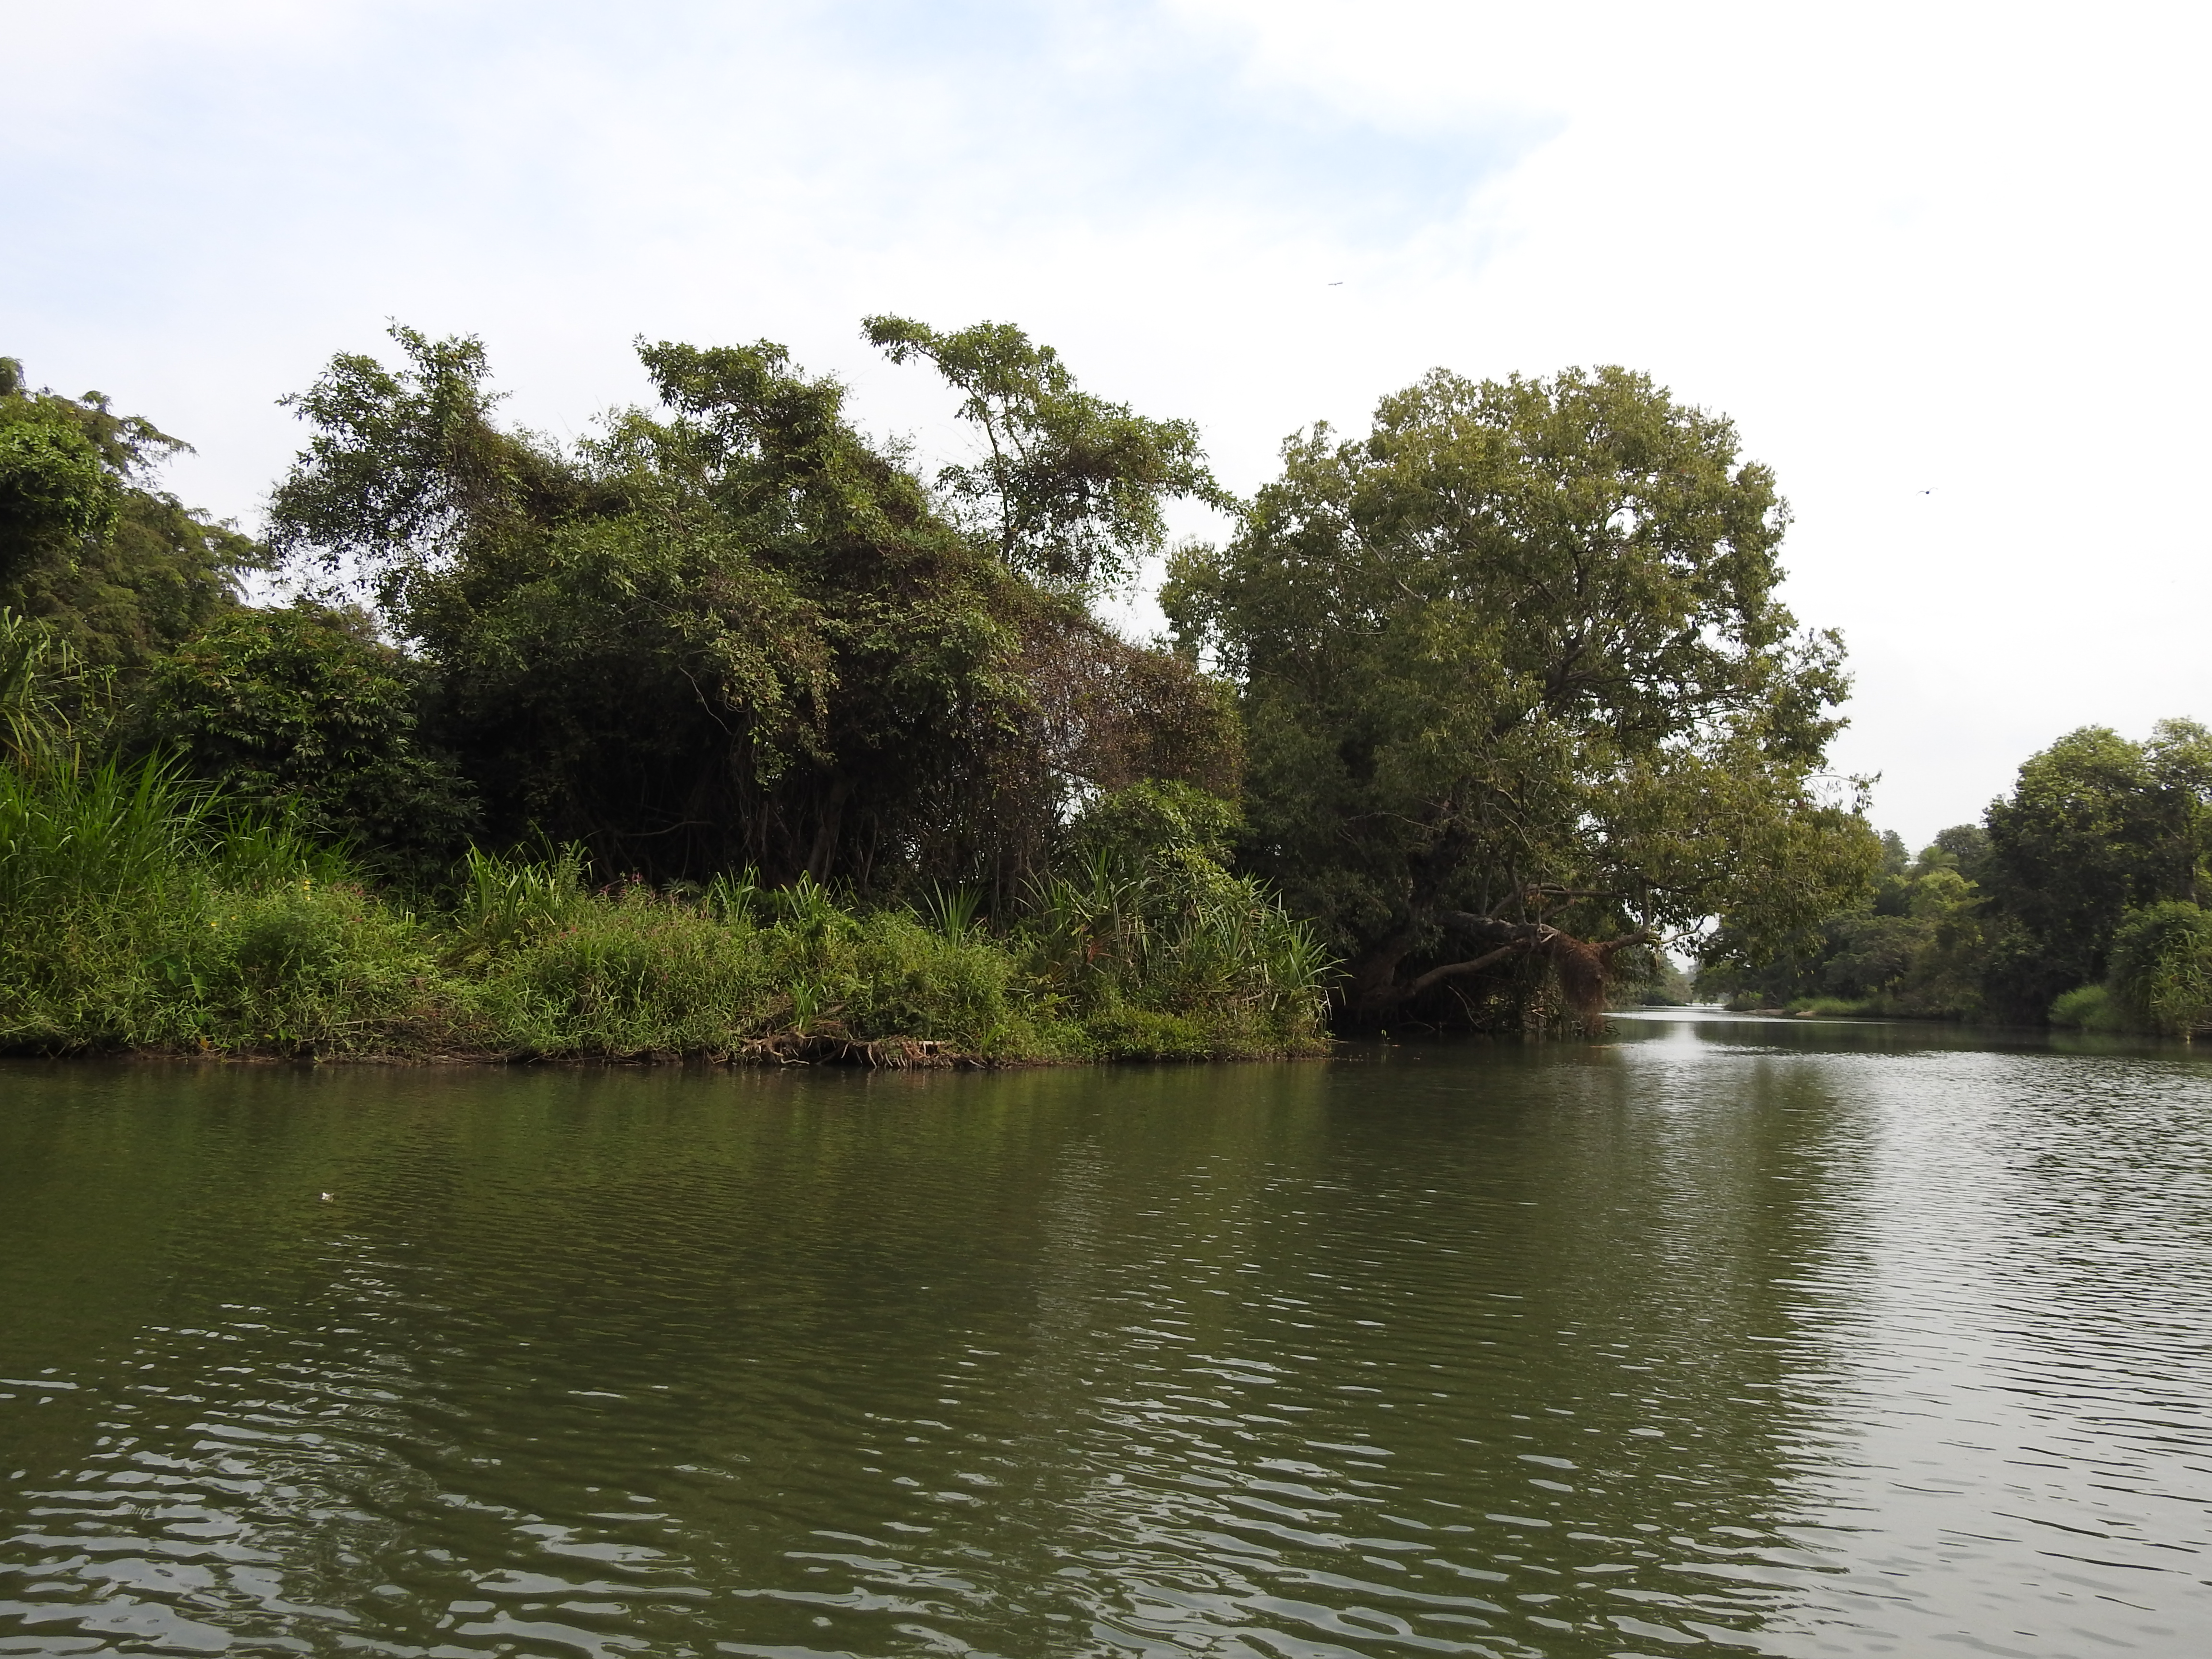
[864,315,1225,594]
[1166,363,1875,1022]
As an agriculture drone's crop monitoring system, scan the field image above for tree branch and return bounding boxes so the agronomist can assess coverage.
[1404,944,1527,999]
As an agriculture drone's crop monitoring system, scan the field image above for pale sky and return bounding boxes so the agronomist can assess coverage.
[7,0,2206,847]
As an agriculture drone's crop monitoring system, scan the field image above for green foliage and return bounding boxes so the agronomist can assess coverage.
[468,884,1054,1060]
[2107,901,2212,1037]
[0,751,327,916]
[1069,778,1240,868]
[131,601,478,882]
[864,315,1225,593]
[0,757,1330,1062]
[0,608,110,768]
[1023,791,1335,1057]
[0,753,397,1053]
[1700,830,1987,1018]
[266,325,1231,892]
[1982,721,2212,1019]
[0,359,259,666]
[2047,984,2123,1033]
[1876,829,1909,877]
[1705,717,2212,1030]
[0,402,120,570]
[915,881,984,943]
[1928,822,1992,883]
[1165,363,1872,1025]
[1609,948,1694,1007]
[449,842,592,961]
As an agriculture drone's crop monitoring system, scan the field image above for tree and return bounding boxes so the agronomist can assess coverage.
[268,325,1236,892]
[1981,720,2212,1018]
[1165,365,1875,1027]
[862,316,1225,594]
[1927,822,1992,884]
[0,357,259,666]
[1696,828,1989,1018]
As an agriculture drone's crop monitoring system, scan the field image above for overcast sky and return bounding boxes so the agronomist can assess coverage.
[8,0,2206,846]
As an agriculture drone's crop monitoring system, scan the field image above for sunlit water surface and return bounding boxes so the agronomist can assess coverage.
[3,1015,2210,1658]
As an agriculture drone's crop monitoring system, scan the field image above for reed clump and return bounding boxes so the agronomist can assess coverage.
[0,762,1334,1064]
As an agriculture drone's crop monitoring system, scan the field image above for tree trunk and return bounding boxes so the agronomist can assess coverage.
[1345,922,1422,1022]
[805,776,851,881]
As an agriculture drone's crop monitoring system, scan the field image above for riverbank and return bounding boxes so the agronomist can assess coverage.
[1,872,1333,1066]
[0,764,1334,1067]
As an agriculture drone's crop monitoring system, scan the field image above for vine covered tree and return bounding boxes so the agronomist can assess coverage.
[266,325,1237,891]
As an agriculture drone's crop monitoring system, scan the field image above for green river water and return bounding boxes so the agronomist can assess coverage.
[2,1013,2209,1658]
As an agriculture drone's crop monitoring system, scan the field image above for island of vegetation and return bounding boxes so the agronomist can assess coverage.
[2,325,2206,1060]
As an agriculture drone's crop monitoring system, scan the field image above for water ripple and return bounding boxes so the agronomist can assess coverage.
[1,1031,2209,1655]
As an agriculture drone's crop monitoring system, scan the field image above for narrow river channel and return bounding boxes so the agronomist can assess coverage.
[3,1014,2209,1657]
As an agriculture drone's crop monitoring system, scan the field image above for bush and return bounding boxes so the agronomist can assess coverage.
[2108,902,2212,1037]
[2048,984,2124,1033]
[132,601,477,884]
[460,884,1054,1060]
[0,755,421,1054]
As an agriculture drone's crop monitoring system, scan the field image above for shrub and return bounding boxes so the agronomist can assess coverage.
[2108,902,2212,1037]
[132,601,478,883]
[0,759,1332,1063]
[2048,984,2123,1033]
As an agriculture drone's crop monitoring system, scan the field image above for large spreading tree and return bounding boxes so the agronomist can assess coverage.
[1164,365,1877,1026]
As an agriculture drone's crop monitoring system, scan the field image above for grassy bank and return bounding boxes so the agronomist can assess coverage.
[0,760,1334,1064]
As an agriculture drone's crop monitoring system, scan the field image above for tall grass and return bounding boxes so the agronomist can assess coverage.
[0,754,425,1053]
[0,761,1335,1063]
[1022,845,1334,1057]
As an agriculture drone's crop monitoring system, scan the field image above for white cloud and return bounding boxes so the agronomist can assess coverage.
[5,0,2204,843]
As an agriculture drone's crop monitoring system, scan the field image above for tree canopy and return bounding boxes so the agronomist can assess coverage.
[0,358,258,666]
[1980,720,2212,1018]
[265,325,1236,892]
[863,315,1224,594]
[1165,364,1875,1025]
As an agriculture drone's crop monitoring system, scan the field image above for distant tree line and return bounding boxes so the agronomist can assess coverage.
[1701,721,2212,1036]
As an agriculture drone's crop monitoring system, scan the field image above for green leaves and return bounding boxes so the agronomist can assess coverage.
[1166,363,1866,1022]
[865,315,1225,593]
[0,411,120,575]
[263,321,1238,895]
[0,364,254,667]
[2108,901,2212,1036]
[1981,720,2212,1017]
[268,327,524,616]
[132,601,478,882]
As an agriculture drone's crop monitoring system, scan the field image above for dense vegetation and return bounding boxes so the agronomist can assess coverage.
[0,331,1320,1061]
[1703,721,2212,1036]
[1163,365,1874,1028]
[9,324,2195,1058]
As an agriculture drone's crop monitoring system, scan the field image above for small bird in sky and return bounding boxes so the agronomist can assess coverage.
[1327,280,1344,287]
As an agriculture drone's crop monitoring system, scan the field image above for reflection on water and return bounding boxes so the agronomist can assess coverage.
[1,1018,2209,1656]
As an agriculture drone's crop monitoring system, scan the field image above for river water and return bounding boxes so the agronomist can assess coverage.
[2,1014,2209,1658]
